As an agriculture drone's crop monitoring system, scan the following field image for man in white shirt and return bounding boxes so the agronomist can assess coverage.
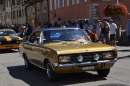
[109,19,117,46]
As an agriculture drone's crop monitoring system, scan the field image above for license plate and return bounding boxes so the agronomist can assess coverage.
[83,66,94,70]
[6,46,12,49]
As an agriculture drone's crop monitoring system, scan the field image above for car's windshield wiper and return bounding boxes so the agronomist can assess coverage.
[62,39,76,41]
[51,40,62,42]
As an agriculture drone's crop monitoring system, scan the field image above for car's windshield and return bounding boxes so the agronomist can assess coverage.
[43,29,89,43]
[0,30,16,36]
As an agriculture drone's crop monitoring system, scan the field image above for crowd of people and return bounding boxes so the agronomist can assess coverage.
[0,19,118,46]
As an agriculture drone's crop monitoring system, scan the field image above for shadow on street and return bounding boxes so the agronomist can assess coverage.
[7,65,107,86]
[98,83,129,86]
[0,49,18,54]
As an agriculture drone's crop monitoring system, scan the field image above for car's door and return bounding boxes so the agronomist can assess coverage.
[24,31,41,64]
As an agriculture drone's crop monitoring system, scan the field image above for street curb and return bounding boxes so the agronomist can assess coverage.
[118,56,130,60]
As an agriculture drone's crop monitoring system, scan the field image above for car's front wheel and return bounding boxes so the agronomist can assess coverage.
[97,68,110,77]
[23,55,33,69]
[46,62,59,82]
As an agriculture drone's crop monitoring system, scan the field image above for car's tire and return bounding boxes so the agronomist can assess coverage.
[23,55,33,69]
[97,68,110,77]
[46,61,59,82]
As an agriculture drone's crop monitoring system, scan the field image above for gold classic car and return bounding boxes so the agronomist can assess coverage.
[0,29,23,50]
[19,28,118,82]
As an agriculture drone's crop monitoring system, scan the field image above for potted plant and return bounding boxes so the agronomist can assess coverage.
[103,3,128,17]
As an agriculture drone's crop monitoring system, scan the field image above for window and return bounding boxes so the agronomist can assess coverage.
[22,9,24,17]
[43,1,47,12]
[12,0,15,6]
[50,0,56,10]
[112,0,118,3]
[37,3,40,13]
[29,31,41,44]
[77,0,87,3]
[7,2,8,7]
[67,0,74,6]
[12,11,15,19]
[58,0,64,8]
[19,10,21,17]
[17,10,18,18]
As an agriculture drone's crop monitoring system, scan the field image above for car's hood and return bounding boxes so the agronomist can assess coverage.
[0,36,23,41]
[44,42,116,54]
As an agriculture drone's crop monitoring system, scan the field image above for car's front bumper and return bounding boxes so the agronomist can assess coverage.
[0,44,20,50]
[54,58,117,68]
[53,58,117,74]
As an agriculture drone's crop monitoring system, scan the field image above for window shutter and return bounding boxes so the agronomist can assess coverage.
[63,0,64,7]
[67,0,69,6]
[58,0,60,8]
[77,0,79,3]
[55,0,56,9]
[73,0,75,5]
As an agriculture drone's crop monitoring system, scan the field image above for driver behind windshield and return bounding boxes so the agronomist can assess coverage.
[44,31,51,43]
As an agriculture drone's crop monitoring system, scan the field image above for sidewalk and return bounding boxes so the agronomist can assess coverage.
[116,46,130,59]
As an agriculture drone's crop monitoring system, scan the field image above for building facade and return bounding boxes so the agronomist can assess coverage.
[36,0,49,26]
[12,0,18,25]
[24,0,49,27]
[48,0,129,28]
[1,6,6,26]
[17,0,26,25]
[5,0,12,27]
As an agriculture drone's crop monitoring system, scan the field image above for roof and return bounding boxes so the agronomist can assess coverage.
[39,27,80,31]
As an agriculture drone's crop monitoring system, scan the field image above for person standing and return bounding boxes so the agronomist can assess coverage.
[95,20,102,40]
[126,13,130,45]
[109,19,117,46]
[100,19,110,44]
[60,22,66,28]
[75,20,80,28]
[83,20,89,30]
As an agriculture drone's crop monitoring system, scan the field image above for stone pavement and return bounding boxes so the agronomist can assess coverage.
[116,46,130,59]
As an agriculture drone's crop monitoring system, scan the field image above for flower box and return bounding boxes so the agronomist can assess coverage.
[104,3,128,16]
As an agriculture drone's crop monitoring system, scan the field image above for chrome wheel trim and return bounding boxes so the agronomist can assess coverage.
[47,63,51,78]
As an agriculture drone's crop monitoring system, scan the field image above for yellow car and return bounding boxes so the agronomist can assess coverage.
[19,28,118,82]
[0,29,23,50]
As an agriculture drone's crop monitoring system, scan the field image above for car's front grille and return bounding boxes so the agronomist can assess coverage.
[59,51,115,63]
[70,53,103,62]
[0,41,19,44]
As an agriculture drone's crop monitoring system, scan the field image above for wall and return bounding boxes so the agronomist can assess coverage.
[49,0,90,22]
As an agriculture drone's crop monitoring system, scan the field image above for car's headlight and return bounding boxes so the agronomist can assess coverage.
[59,56,71,63]
[103,52,114,58]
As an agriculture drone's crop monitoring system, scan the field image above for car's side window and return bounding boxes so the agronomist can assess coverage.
[29,31,41,44]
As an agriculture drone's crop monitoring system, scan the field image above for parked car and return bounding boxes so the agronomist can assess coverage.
[19,28,118,81]
[0,29,23,50]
